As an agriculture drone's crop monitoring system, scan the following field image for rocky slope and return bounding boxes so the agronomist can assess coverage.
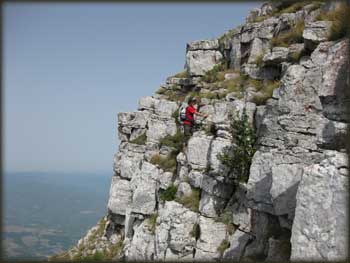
[51,1,349,261]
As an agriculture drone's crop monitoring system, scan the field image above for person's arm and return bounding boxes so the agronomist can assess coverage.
[194,110,208,118]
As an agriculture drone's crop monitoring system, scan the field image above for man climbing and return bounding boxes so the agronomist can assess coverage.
[183,97,208,144]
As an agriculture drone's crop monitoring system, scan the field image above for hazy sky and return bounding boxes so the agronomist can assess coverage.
[4,2,260,174]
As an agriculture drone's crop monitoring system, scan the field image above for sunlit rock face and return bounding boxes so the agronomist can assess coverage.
[54,1,349,261]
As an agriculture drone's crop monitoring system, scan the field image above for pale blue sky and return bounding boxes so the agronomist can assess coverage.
[4,2,260,173]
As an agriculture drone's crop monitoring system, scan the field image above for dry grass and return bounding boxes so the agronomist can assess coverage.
[146,213,158,234]
[217,239,230,255]
[150,153,177,172]
[173,70,189,78]
[176,187,201,212]
[251,80,280,105]
[271,21,305,47]
[316,2,350,40]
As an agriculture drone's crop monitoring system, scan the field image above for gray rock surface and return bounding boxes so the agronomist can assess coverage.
[290,151,348,261]
[186,50,223,76]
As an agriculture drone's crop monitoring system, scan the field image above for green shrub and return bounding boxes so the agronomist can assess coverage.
[217,108,256,183]
[160,130,184,153]
[316,2,350,40]
[176,187,201,212]
[190,223,201,240]
[159,184,178,201]
[271,21,305,47]
[146,213,158,234]
[150,153,177,172]
[201,63,227,83]
[130,133,147,145]
[217,239,230,255]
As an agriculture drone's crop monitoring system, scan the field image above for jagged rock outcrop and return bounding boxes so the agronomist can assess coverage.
[52,1,349,262]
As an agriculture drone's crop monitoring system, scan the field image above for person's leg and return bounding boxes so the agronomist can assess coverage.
[183,124,192,150]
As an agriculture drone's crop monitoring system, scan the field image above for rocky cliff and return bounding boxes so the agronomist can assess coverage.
[52,1,349,261]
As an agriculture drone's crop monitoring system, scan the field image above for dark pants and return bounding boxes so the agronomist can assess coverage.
[184,124,194,145]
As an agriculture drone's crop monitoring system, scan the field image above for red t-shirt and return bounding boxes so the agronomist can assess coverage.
[183,105,197,125]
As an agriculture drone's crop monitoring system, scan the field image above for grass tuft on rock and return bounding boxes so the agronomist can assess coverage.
[271,21,305,47]
[176,187,201,212]
[316,2,350,40]
[217,239,230,255]
[146,213,158,234]
[172,70,189,78]
[150,153,177,173]
[159,130,184,153]
[130,133,147,145]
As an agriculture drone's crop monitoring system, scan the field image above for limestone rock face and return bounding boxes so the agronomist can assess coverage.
[187,39,220,51]
[303,21,332,43]
[107,177,132,217]
[186,50,223,76]
[290,151,348,261]
[263,47,289,65]
[59,2,349,262]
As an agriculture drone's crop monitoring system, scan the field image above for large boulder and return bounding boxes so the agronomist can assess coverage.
[186,50,223,76]
[146,115,177,143]
[195,216,227,259]
[155,201,198,260]
[126,220,155,260]
[107,176,133,216]
[263,47,289,65]
[186,132,214,170]
[223,230,252,260]
[290,151,349,261]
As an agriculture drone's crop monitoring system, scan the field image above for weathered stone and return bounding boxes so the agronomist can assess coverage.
[146,115,177,143]
[241,17,279,43]
[126,220,155,260]
[154,99,178,118]
[199,191,227,218]
[263,47,289,65]
[291,151,349,261]
[118,111,149,129]
[270,163,303,217]
[187,39,220,51]
[138,96,156,111]
[230,34,242,71]
[186,50,223,76]
[187,170,203,188]
[303,21,332,44]
[241,63,280,80]
[209,137,232,175]
[186,132,213,170]
[247,38,270,64]
[114,151,143,179]
[223,230,252,260]
[155,201,198,259]
[201,173,233,199]
[176,182,192,199]
[195,216,227,259]
[107,176,132,216]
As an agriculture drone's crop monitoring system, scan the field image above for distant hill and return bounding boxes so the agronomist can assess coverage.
[3,171,111,260]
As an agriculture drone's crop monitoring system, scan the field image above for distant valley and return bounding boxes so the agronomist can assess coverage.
[3,171,111,260]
